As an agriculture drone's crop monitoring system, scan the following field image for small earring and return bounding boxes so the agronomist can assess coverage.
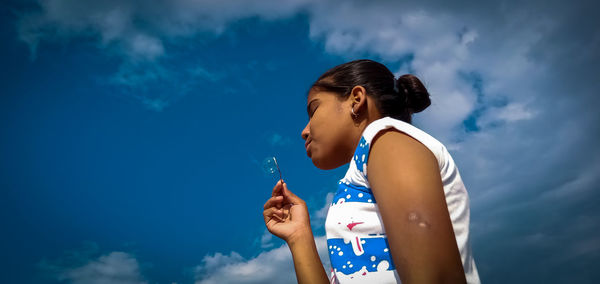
[351,108,358,118]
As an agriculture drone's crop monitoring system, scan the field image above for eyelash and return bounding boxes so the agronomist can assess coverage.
[309,106,317,117]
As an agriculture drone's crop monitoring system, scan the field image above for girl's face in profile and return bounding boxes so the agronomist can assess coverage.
[301,90,357,170]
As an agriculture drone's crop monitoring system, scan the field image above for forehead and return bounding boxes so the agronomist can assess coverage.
[307,89,338,103]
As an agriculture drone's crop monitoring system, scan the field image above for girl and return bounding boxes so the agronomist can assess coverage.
[263,59,480,283]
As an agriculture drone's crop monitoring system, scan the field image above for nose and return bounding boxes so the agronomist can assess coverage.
[301,121,310,141]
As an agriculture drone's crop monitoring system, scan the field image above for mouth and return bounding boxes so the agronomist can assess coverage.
[305,140,312,155]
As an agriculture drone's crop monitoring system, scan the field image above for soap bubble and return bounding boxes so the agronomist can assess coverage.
[262,156,283,181]
[263,157,277,174]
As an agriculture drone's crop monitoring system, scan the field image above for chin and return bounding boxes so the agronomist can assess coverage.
[311,155,344,170]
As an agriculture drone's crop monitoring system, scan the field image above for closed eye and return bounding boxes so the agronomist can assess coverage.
[307,99,319,118]
[309,106,318,118]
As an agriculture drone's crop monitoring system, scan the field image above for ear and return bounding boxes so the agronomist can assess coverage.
[350,85,367,113]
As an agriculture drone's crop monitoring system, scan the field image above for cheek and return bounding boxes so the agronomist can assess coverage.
[336,102,345,114]
[311,104,348,147]
[313,119,345,152]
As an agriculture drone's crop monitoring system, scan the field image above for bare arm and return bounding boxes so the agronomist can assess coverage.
[263,181,329,284]
[288,229,330,284]
[368,129,466,283]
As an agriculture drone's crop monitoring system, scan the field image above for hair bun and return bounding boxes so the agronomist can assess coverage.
[395,74,431,114]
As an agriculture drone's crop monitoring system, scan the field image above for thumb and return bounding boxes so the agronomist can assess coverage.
[281,182,303,205]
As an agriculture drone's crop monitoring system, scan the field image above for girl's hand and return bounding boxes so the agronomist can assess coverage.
[263,180,312,244]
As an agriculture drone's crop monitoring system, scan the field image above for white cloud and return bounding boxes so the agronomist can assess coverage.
[476,102,537,129]
[194,243,295,284]
[40,251,148,284]
[127,33,164,60]
[258,228,275,249]
[491,103,536,122]
[194,235,329,284]
[267,133,292,147]
[16,0,315,61]
[306,2,489,140]
[313,192,334,221]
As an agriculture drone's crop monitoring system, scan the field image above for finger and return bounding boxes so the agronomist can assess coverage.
[263,195,283,210]
[263,207,281,220]
[263,207,281,218]
[281,203,291,220]
[272,214,285,222]
[282,182,303,205]
[271,180,284,197]
[263,207,285,223]
[268,214,285,224]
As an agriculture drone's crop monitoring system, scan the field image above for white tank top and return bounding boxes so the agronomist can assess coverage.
[324,116,480,284]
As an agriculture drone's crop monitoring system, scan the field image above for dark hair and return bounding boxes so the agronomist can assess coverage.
[307,59,431,124]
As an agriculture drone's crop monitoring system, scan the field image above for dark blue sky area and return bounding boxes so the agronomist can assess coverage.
[1,0,599,283]
[0,11,350,283]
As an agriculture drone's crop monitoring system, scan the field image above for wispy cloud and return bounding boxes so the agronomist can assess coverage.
[257,228,275,249]
[194,235,329,284]
[103,60,219,111]
[15,0,316,65]
[267,132,293,147]
[59,252,148,284]
[38,243,149,284]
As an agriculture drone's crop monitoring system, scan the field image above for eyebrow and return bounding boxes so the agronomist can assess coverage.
[307,99,319,115]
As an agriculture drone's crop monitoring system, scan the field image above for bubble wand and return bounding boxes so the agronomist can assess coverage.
[263,156,286,222]
[272,157,283,183]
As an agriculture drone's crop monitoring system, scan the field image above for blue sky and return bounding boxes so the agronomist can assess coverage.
[1,0,599,283]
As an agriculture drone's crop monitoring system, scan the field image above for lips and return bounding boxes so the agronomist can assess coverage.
[304,139,312,150]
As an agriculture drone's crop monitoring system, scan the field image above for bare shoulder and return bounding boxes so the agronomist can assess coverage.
[367,127,444,207]
[368,128,439,178]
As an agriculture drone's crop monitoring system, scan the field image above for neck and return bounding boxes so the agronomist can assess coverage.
[347,113,383,160]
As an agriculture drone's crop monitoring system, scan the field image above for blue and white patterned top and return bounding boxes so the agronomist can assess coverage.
[324,117,480,283]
